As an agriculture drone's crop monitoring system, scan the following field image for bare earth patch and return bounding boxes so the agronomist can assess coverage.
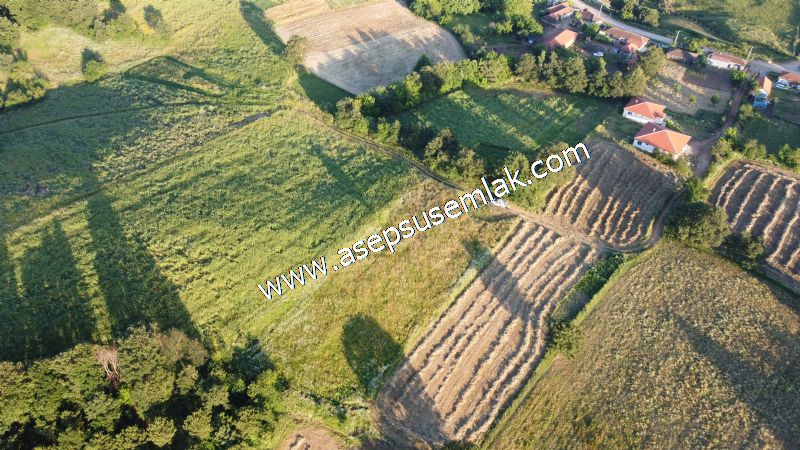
[644,62,731,115]
[281,427,343,450]
[375,222,600,446]
[712,161,800,288]
[268,0,466,93]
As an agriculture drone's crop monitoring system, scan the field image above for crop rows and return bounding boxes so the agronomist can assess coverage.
[543,142,680,247]
[376,222,599,446]
[712,162,800,286]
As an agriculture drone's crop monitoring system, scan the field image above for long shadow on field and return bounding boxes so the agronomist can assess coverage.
[677,316,800,445]
[0,223,96,361]
[86,190,197,339]
[239,0,284,55]
[344,315,451,449]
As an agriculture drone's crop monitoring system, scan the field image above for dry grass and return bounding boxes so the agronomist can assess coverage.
[268,0,466,93]
[644,62,731,115]
[488,243,800,448]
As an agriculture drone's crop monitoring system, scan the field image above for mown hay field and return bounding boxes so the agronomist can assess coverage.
[542,140,680,248]
[488,243,800,448]
[268,0,466,93]
[377,222,600,446]
[711,161,800,288]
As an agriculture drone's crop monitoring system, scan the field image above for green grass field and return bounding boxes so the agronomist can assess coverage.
[740,113,800,153]
[395,85,619,166]
[487,243,800,448]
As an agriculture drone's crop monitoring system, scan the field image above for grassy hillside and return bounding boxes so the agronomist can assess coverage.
[666,0,799,56]
[488,243,800,448]
[0,0,516,446]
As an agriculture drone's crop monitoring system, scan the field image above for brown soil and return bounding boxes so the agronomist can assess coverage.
[281,427,344,450]
[268,0,466,93]
[374,222,600,447]
[711,161,800,288]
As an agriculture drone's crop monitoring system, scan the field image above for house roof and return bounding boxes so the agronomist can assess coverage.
[544,5,574,20]
[581,8,596,21]
[709,52,748,67]
[778,71,800,83]
[547,2,570,12]
[666,49,697,62]
[544,29,578,49]
[624,97,666,120]
[634,123,692,155]
[757,75,772,95]
[622,42,639,53]
[604,27,649,49]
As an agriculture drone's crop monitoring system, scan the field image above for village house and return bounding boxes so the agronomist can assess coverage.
[666,49,697,64]
[632,123,692,160]
[543,2,575,23]
[543,29,578,50]
[622,97,667,125]
[776,71,800,90]
[707,52,748,70]
[601,27,649,53]
[753,75,772,109]
[580,8,603,25]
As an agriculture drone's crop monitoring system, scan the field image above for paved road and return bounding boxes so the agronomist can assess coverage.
[571,0,799,73]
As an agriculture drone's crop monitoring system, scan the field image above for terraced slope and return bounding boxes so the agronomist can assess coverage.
[711,162,800,287]
[376,222,600,446]
[268,0,465,93]
[542,141,681,248]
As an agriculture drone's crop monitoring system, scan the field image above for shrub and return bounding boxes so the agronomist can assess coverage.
[550,322,583,358]
[0,16,19,53]
[666,202,731,248]
[284,35,309,67]
[683,176,709,203]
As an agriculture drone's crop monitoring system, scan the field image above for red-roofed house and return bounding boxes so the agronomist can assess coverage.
[543,3,575,23]
[580,8,602,24]
[601,27,649,52]
[753,75,772,109]
[623,97,667,125]
[632,123,692,159]
[708,52,748,70]
[777,71,800,90]
[543,29,578,50]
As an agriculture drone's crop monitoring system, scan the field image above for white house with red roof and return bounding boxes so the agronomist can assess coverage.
[543,2,575,23]
[543,29,578,50]
[632,123,692,160]
[707,52,748,70]
[601,27,649,53]
[622,98,667,125]
[777,71,800,90]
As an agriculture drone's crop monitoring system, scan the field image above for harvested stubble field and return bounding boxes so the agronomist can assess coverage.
[711,161,800,287]
[488,244,800,448]
[541,141,681,248]
[268,0,465,93]
[376,221,600,446]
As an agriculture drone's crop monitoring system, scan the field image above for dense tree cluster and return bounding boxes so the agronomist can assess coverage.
[0,327,285,449]
[410,0,534,28]
[666,202,731,249]
[611,0,660,27]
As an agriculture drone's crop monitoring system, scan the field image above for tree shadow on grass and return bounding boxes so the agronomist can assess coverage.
[239,0,285,55]
[0,222,96,361]
[86,190,197,339]
[342,314,403,397]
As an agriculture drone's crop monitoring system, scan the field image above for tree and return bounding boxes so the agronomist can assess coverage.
[778,144,800,169]
[559,56,588,93]
[711,137,734,159]
[738,103,754,121]
[637,7,660,27]
[687,40,701,52]
[512,14,542,36]
[424,128,459,169]
[607,71,627,97]
[666,202,731,248]
[147,417,176,447]
[730,69,748,83]
[721,232,764,270]
[742,139,767,159]
[620,0,637,21]
[414,53,433,71]
[455,147,486,180]
[477,51,512,85]
[183,408,214,440]
[583,22,600,39]
[499,0,532,19]
[637,47,665,78]
[284,35,308,67]
[710,94,721,105]
[515,53,540,81]
[659,0,674,14]
[623,66,647,96]
[688,94,697,104]
[683,177,709,203]
[96,346,121,389]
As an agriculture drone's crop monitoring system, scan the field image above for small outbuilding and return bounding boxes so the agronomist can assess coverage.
[707,52,748,70]
[753,75,772,109]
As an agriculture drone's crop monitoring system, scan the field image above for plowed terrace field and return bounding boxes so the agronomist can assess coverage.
[712,162,800,288]
[267,0,466,93]
[376,222,600,446]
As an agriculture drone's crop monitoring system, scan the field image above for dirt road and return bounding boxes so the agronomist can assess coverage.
[690,82,747,177]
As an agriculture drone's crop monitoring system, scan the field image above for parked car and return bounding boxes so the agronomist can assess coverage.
[593,51,604,57]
